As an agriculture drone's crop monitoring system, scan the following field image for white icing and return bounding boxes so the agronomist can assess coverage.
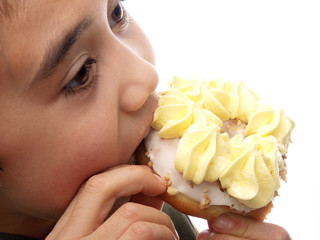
[145,129,253,213]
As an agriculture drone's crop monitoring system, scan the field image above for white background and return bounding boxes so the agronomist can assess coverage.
[125,1,320,239]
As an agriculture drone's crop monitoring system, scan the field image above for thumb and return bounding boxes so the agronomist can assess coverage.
[197,229,213,240]
[211,213,291,240]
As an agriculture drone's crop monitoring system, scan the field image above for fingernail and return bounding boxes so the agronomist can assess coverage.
[154,174,166,185]
[213,215,233,231]
[174,228,179,240]
[140,166,165,186]
[197,229,213,240]
[140,165,153,172]
[209,232,215,239]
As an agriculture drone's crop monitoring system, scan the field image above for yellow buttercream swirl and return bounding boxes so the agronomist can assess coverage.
[175,123,231,185]
[151,76,294,209]
[220,134,282,208]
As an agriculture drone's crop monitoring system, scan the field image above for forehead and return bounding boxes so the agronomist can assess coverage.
[0,1,47,30]
[0,0,81,46]
[0,0,97,83]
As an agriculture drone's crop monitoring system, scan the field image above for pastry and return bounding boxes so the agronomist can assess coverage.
[136,76,294,221]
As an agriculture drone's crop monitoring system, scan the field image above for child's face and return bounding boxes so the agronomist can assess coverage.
[0,0,158,220]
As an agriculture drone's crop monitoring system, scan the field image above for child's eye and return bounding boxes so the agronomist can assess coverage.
[64,58,97,97]
[110,1,128,29]
[111,3,123,23]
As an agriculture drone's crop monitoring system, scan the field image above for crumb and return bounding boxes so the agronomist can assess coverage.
[166,180,172,187]
[189,182,194,188]
[236,119,242,126]
[232,126,238,132]
[147,161,153,168]
[199,193,211,210]
[202,187,208,193]
[167,187,178,195]
[226,124,231,130]
[280,168,287,182]
[163,173,172,187]
[218,181,225,192]
[164,173,171,181]
[199,198,211,210]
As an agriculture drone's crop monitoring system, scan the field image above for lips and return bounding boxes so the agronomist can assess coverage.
[128,93,159,164]
[137,93,158,142]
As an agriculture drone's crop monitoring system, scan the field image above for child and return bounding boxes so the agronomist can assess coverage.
[0,0,291,239]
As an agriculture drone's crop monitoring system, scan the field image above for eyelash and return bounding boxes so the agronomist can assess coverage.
[110,1,129,31]
[64,58,99,97]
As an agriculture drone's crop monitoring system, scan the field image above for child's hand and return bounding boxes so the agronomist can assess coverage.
[46,165,178,240]
[197,213,291,240]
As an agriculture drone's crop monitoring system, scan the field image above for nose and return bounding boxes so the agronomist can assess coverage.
[116,44,159,113]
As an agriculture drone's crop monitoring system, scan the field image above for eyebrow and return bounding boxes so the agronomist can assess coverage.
[31,17,94,87]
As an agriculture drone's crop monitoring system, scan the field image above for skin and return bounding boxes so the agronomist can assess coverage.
[197,214,291,240]
[0,0,290,239]
[0,0,175,239]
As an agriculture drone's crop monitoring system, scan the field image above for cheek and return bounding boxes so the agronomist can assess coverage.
[3,117,119,219]
[47,129,119,206]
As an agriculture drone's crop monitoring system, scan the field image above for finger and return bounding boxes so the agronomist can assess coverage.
[92,202,178,240]
[50,165,166,239]
[197,229,213,240]
[210,233,244,240]
[130,193,164,210]
[51,167,147,234]
[119,222,177,240]
[46,187,83,237]
[105,196,131,219]
[211,213,291,240]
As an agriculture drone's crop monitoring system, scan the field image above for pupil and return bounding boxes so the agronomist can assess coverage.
[77,65,87,83]
[78,66,87,79]
[112,4,123,21]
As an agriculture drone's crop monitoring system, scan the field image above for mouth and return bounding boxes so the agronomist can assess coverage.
[129,93,158,165]
[130,126,152,165]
